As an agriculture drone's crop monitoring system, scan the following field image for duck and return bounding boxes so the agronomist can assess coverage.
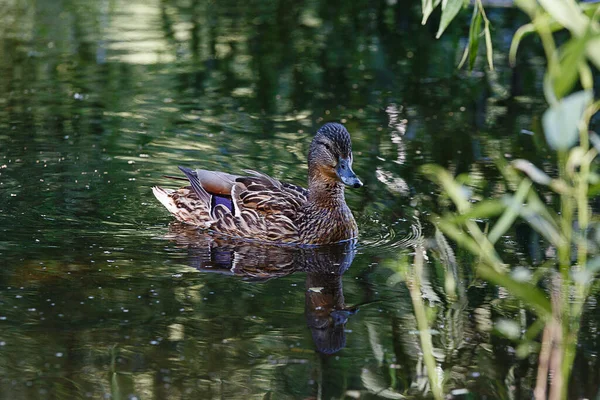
[152,122,363,245]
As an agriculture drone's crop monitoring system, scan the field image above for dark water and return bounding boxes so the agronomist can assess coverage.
[0,0,598,399]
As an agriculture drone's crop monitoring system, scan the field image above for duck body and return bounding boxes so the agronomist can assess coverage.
[152,123,362,245]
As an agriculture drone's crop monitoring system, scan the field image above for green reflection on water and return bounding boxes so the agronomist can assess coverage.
[0,0,598,399]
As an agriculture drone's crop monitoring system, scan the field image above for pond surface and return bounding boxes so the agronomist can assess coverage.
[0,0,598,399]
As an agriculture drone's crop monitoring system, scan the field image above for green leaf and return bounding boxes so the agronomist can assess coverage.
[514,0,539,16]
[422,0,442,24]
[484,20,494,70]
[537,0,588,36]
[446,198,506,224]
[421,165,471,212]
[538,0,600,70]
[578,61,594,90]
[422,0,433,24]
[436,0,463,38]
[469,7,482,70]
[519,205,564,247]
[477,264,552,318]
[488,179,532,244]
[554,35,590,98]
[524,190,562,235]
[542,90,593,150]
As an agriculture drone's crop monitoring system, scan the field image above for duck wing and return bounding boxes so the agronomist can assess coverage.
[213,170,308,242]
[235,170,308,220]
[155,167,309,243]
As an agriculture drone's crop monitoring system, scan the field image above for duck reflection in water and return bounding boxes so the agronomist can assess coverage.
[165,223,359,354]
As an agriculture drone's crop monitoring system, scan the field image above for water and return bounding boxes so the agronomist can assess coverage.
[0,0,598,398]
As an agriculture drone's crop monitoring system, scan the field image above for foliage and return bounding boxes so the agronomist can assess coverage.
[418,0,600,398]
[422,0,494,70]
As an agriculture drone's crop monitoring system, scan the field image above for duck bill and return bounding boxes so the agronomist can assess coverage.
[336,158,363,188]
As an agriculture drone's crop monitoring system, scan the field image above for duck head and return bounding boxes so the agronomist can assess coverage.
[308,123,363,189]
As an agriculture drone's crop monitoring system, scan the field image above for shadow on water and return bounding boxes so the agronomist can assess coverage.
[165,224,362,355]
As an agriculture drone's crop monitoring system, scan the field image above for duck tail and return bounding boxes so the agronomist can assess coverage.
[152,186,180,215]
[152,185,212,227]
[178,166,211,204]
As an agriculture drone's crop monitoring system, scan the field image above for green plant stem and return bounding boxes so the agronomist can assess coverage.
[563,99,599,399]
[406,246,443,400]
[557,151,573,278]
[555,150,572,400]
[534,12,560,105]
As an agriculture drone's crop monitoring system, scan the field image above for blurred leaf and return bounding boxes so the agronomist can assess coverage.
[511,159,552,185]
[468,7,482,70]
[578,61,594,90]
[519,206,564,247]
[554,34,590,98]
[524,316,547,341]
[511,4,600,68]
[509,23,536,66]
[585,257,600,273]
[511,266,533,282]
[537,0,589,33]
[488,179,531,244]
[543,71,559,107]
[477,264,552,318]
[566,147,587,174]
[515,0,539,16]
[572,257,600,284]
[447,199,506,224]
[459,5,482,69]
[436,0,463,38]
[525,190,561,229]
[421,165,470,212]
[542,90,593,150]
[361,369,406,399]
[437,218,481,255]
[388,270,406,286]
[484,20,494,70]
[495,319,521,339]
[422,0,442,24]
[537,0,600,69]
[516,341,540,358]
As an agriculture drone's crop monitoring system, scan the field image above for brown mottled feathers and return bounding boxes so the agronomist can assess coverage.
[153,123,361,245]
[153,169,309,243]
[153,167,357,244]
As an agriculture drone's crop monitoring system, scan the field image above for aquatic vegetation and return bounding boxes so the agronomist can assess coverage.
[416,0,600,397]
